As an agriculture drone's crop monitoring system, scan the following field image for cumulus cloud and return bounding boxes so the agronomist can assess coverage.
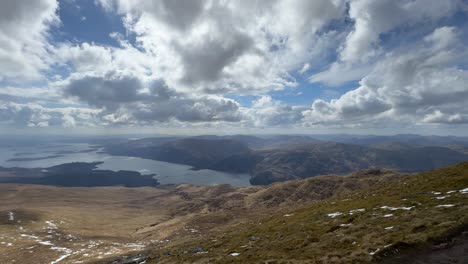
[64,71,143,110]
[304,26,468,126]
[1,0,467,132]
[0,0,58,81]
[131,81,242,123]
[311,0,462,86]
[54,41,152,77]
[61,71,242,125]
[245,96,307,127]
[0,102,100,128]
[95,0,346,94]
[341,0,459,63]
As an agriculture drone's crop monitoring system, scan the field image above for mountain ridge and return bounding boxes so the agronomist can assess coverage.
[104,135,468,185]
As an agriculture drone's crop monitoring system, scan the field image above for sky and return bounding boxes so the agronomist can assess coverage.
[0,0,468,136]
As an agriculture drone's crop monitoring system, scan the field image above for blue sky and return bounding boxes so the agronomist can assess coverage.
[56,0,125,46]
[0,0,467,135]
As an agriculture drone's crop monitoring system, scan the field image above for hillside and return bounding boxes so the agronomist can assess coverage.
[249,142,468,184]
[142,162,468,263]
[106,137,252,169]
[1,162,467,263]
[106,137,468,185]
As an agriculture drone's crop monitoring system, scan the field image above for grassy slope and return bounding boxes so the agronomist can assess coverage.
[147,162,468,263]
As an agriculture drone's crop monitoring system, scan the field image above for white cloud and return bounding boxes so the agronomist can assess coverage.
[305,26,468,126]
[95,0,346,94]
[245,96,307,127]
[309,62,372,86]
[299,63,310,75]
[0,0,58,81]
[1,0,467,132]
[0,101,100,128]
[340,0,459,63]
[60,71,243,125]
[311,0,462,86]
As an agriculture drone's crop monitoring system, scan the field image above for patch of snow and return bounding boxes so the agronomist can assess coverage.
[45,221,58,229]
[230,252,240,256]
[435,196,448,200]
[283,214,294,217]
[459,188,468,194]
[65,234,79,241]
[349,208,365,215]
[383,214,393,218]
[384,226,394,230]
[436,204,455,208]
[380,206,414,211]
[7,243,13,247]
[112,242,147,250]
[20,234,39,240]
[8,211,14,221]
[39,241,54,246]
[340,223,352,227]
[446,190,457,194]
[369,248,380,256]
[431,191,442,195]
[326,212,343,218]
[50,246,73,264]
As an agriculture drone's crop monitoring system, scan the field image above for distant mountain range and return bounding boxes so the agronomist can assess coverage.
[104,134,468,185]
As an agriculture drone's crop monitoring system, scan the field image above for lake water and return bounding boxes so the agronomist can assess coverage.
[0,143,252,187]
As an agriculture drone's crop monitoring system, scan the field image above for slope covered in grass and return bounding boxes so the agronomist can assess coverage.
[146,162,468,263]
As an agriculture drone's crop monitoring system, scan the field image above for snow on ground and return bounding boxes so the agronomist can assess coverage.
[326,212,343,218]
[230,252,240,256]
[11,220,153,263]
[369,248,380,256]
[379,206,414,211]
[20,234,39,240]
[45,221,58,229]
[8,211,14,221]
[436,204,456,208]
[349,209,365,215]
[50,246,73,264]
